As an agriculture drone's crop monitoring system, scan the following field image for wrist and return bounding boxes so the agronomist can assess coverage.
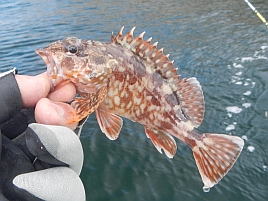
[0,69,22,124]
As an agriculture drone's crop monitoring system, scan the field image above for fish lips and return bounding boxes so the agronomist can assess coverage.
[36,48,62,89]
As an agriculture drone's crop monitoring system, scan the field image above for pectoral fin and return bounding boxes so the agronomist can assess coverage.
[95,109,123,140]
[145,127,177,158]
[67,86,107,123]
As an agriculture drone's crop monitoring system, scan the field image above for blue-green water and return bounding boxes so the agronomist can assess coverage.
[1,0,268,200]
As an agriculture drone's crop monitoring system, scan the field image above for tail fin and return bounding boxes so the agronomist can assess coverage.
[188,131,244,189]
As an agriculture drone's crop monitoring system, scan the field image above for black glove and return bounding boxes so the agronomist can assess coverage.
[0,69,86,201]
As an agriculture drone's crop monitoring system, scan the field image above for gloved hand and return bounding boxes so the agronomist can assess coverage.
[0,69,87,201]
[0,123,85,201]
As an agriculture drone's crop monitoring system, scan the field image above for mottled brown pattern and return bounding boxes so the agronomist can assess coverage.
[61,57,75,70]
[113,71,124,82]
[37,27,244,190]
[90,55,107,65]
[149,95,159,106]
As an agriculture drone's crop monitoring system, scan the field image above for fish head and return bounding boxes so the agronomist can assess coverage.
[36,37,117,93]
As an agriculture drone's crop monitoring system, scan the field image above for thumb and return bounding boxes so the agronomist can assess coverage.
[15,73,50,108]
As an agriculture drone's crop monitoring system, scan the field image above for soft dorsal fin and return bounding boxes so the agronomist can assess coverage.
[111,27,179,83]
[176,77,205,127]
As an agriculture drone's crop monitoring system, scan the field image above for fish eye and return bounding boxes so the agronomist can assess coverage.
[68,45,78,54]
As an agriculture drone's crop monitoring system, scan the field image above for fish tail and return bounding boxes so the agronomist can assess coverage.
[187,130,244,189]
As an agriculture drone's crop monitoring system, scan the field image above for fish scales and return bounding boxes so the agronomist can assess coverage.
[100,43,181,125]
[36,27,244,190]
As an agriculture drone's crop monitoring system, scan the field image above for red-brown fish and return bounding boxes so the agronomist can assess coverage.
[36,27,244,190]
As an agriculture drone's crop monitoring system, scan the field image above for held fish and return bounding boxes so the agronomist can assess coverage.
[36,27,244,190]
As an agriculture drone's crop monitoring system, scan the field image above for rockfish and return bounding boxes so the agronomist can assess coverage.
[36,27,244,190]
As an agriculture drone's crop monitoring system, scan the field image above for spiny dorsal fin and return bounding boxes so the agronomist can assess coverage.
[111,27,178,83]
[111,27,205,126]
[177,77,205,127]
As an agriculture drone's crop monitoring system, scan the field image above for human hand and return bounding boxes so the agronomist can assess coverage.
[0,123,85,201]
[15,72,78,130]
[0,69,86,200]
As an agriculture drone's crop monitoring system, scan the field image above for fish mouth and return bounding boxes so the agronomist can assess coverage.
[36,48,62,89]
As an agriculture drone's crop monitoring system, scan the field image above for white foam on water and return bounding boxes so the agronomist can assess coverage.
[256,55,268,60]
[227,113,232,117]
[243,91,251,95]
[226,124,235,131]
[231,75,243,84]
[235,71,242,76]
[233,63,244,68]
[241,57,254,62]
[242,103,251,108]
[225,53,257,137]
[247,146,255,152]
[226,106,243,114]
[244,79,255,87]
[231,75,241,80]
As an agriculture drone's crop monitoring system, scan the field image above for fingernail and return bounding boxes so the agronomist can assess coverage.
[51,102,64,117]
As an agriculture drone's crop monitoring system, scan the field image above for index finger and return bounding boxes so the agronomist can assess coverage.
[47,82,76,102]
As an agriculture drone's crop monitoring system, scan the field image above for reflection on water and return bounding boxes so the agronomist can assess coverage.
[1,0,268,200]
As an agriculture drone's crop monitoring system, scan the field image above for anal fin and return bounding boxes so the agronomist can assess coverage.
[95,109,123,140]
[145,127,177,158]
[188,130,244,189]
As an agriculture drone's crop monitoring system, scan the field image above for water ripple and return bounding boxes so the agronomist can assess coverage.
[1,0,268,200]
